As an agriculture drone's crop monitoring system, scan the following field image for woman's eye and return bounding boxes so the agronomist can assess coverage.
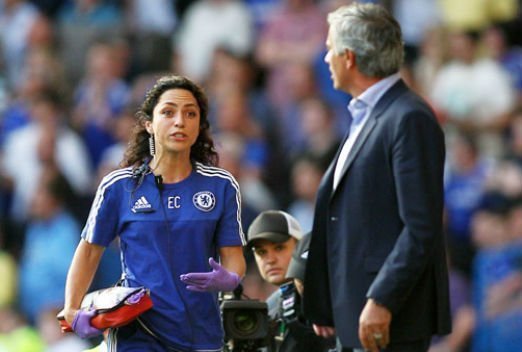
[187,111,197,118]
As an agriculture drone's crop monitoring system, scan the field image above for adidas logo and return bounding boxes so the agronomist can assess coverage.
[131,196,153,213]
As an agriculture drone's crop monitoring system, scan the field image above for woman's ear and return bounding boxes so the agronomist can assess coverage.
[144,120,153,135]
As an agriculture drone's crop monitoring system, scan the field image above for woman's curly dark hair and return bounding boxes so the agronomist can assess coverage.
[121,75,218,168]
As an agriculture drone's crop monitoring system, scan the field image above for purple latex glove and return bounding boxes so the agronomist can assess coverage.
[180,257,240,292]
[71,308,103,339]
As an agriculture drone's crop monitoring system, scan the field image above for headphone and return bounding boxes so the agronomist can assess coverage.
[132,162,151,179]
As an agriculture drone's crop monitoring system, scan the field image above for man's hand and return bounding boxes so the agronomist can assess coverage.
[359,298,391,352]
[180,257,240,292]
[312,324,336,338]
[71,309,103,339]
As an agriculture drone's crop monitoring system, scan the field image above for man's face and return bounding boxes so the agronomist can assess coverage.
[252,238,297,286]
[324,28,349,91]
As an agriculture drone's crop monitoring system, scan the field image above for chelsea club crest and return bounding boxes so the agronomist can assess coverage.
[193,191,216,212]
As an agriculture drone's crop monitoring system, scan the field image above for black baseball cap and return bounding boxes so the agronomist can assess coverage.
[247,210,303,248]
[285,231,311,281]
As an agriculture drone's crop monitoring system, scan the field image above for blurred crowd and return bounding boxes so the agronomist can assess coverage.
[0,0,521,351]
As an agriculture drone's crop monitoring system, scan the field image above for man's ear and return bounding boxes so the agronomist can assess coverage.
[345,50,356,69]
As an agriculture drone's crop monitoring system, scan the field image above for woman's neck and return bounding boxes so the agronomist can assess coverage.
[149,154,193,184]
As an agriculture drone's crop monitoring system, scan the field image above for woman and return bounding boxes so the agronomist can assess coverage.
[63,75,246,351]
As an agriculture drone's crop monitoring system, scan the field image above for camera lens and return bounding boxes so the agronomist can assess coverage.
[233,311,258,335]
[222,299,268,340]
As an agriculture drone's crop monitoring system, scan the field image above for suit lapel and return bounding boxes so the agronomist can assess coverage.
[339,116,377,178]
[313,121,348,205]
[320,144,338,196]
[330,79,408,198]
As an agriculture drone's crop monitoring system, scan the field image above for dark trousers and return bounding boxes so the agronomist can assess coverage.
[338,338,431,352]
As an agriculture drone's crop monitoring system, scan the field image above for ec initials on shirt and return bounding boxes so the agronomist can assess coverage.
[168,196,181,209]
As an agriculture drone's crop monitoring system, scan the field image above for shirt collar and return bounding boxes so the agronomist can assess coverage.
[351,72,401,111]
[347,97,368,124]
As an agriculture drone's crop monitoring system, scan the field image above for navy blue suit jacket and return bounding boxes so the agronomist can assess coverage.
[303,80,451,348]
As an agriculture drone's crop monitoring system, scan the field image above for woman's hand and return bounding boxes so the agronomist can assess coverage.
[180,257,241,292]
[63,307,79,326]
[69,308,103,339]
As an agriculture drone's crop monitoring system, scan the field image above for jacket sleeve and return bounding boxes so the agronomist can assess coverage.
[303,169,335,325]
[366,107,446,314]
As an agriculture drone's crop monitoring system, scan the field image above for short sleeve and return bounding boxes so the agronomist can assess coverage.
[215,175,246,247]
[81,172,124,247]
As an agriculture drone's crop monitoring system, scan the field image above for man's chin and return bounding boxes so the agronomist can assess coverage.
[267,276,285,286]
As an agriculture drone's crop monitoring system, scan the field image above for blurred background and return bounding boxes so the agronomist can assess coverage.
[0,0,521,350]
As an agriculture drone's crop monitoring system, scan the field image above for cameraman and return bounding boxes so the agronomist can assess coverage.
[281,232,336,352]
[247,211,302,319]
[247,211,332,351]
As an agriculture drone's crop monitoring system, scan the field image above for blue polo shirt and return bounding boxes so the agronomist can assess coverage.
[82,163,245,351]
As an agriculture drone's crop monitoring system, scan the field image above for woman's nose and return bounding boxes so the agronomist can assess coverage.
[174,112,184,127]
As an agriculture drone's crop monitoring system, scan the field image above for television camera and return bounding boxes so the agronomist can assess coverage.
[221,284,272,352]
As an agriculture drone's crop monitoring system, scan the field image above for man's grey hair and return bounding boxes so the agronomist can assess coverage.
[327,3,404,78]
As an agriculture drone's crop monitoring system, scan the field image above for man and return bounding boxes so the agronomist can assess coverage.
[284,232,336,352]
[247,210,303,320]
[285,231,312,298]
[248,210,331,351]
[303,3,451,352]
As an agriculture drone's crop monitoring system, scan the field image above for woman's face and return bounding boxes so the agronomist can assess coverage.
[146,89,201,158]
